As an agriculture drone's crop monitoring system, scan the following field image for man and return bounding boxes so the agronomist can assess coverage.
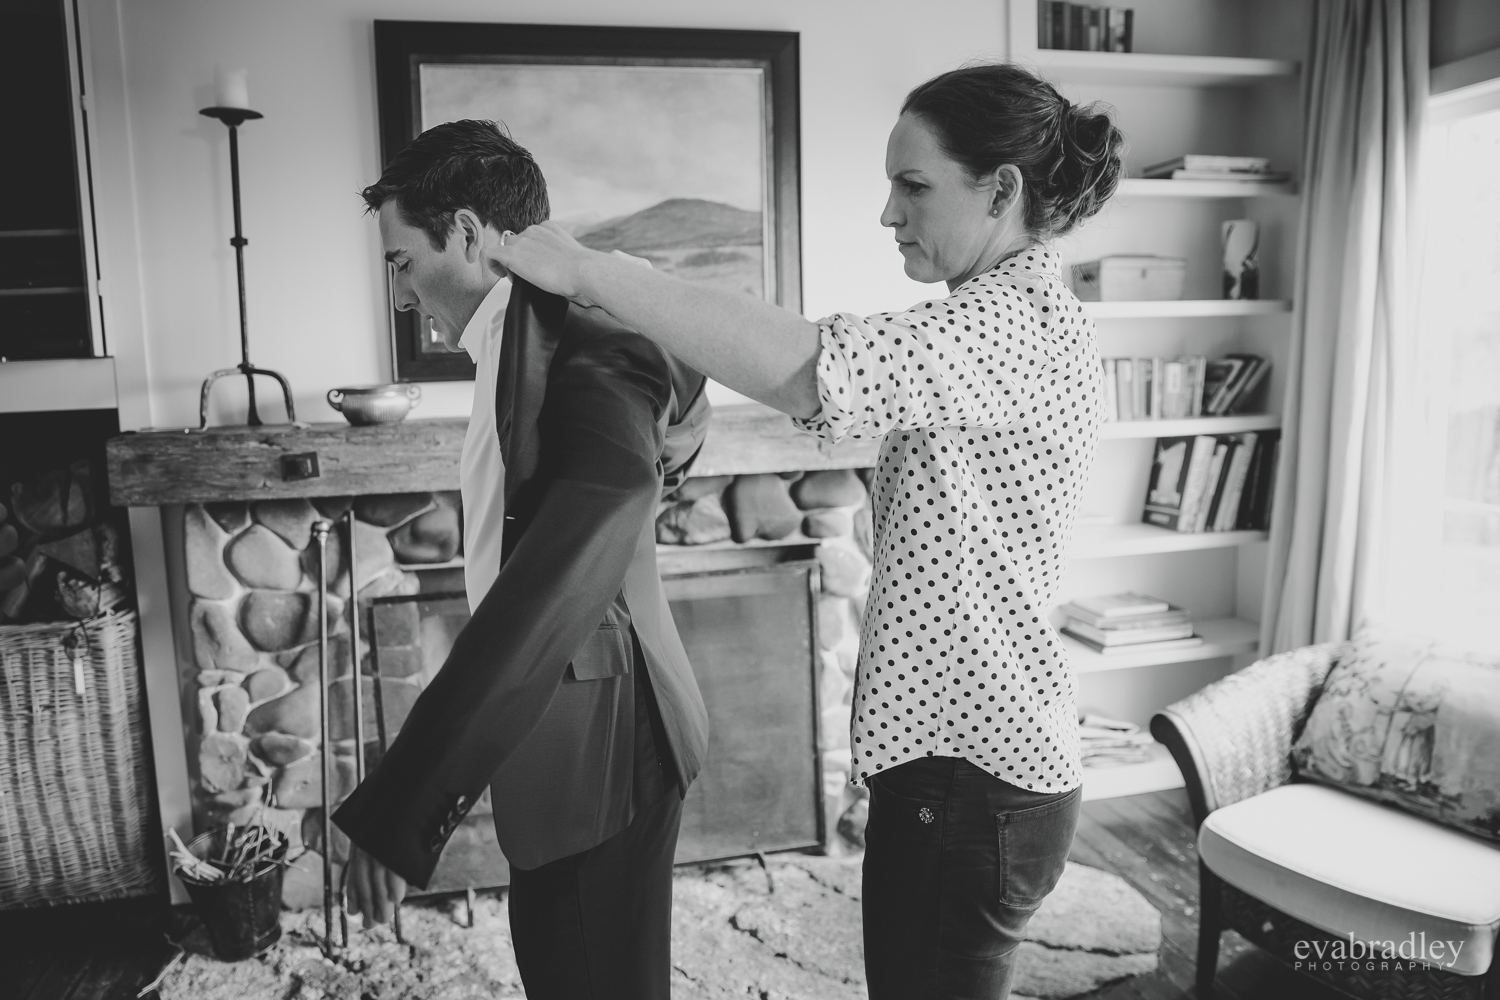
[333,120,711,999]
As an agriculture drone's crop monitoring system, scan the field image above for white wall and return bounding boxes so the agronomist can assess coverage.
[83,0,1011,429]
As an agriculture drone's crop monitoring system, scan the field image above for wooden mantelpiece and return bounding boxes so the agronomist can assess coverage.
[106,403,879,506]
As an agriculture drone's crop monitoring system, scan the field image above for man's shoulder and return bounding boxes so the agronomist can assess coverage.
[558,304,669,371]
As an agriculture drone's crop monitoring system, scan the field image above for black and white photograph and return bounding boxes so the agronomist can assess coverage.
[2,2,1498,1000]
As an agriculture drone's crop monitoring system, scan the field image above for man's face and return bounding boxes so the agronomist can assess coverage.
[379,205,497,350]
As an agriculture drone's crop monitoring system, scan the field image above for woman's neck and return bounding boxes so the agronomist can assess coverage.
[946,238,1037,292]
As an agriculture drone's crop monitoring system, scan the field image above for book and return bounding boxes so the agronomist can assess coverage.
[1058,603,1191,630]
[1182,355,1207,416]
[1194,441,1231,533]
[1214,433,1258,531]
[1101,358,1118,421]
[1062,629,1206,655]
[1134,358,1151,418]
[1106,7,1133,52]
[1173,435,1221,533]
[1115,359,1135,420]
[1163,169,1291,183]
[1143,436,1193,529]
[1068,592,1171,618]
[1236,431,1280,530]
[1150,357,1165,419]
[1203,357,1248,414]
[1142,155,1272,176]
[1219,353,1270,414]
[1063,619,1196,645]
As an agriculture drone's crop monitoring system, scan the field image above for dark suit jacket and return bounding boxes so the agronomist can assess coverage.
[333,278,711,888]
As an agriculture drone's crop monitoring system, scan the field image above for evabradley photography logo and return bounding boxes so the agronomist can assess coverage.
[1294,933,1467,972]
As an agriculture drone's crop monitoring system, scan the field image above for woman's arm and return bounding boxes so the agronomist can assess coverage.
[490,222,822,418]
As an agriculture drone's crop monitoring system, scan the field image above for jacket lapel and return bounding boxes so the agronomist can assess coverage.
[496,277,570,520]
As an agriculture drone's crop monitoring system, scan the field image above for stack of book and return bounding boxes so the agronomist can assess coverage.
[1141,154,1290,184]
[1143,431,1280,533]
[1059,592,1203,656]
[1037,2,1133,52]
[1102,354,1269,421]
[1077,713,1156,766]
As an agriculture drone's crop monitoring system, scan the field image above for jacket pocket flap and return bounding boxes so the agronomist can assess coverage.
[568,625,629,681]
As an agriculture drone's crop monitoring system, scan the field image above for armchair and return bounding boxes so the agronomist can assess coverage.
[1152,644,1500,1000]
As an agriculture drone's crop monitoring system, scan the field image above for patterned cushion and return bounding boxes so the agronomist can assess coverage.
[1291,624,1500,842]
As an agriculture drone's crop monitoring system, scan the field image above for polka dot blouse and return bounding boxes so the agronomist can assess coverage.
[793,249,1103,792]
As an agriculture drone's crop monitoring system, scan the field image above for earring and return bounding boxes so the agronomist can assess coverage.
[990,207,1002,218]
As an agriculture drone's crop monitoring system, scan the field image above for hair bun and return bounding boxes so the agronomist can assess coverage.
[1051,104,1124,235]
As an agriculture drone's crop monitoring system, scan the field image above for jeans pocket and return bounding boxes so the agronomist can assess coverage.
[995,786,1081,907]
[866,771,946,850]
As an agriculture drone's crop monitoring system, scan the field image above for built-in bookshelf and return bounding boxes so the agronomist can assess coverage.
[1008,0,1305,799]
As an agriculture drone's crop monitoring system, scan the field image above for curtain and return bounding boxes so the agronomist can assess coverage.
[1262,0,1429,653]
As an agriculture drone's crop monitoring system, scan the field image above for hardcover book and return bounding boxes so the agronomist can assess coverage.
[1058,603,1191,630]
[1067,592,1171,618]
[1061,629,1205,655]
[1062,620,1196,645]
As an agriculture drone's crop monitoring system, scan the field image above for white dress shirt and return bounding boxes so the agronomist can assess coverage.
[458,277,512,613]
[793,250,1103,792]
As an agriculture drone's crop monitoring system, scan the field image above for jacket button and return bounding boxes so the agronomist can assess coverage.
[427,834,444,854]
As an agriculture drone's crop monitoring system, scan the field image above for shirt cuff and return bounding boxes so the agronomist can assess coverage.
[790,316,863,445]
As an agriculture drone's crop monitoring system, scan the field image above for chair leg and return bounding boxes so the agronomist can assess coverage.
[1196,861,1223,998]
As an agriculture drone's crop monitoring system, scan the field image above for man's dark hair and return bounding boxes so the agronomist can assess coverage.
[361,119,549,250]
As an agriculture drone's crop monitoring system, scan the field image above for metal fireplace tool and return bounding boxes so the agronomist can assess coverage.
[197,104,297,430]
[311,516,403,957]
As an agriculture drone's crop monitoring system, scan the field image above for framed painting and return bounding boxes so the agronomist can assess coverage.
[373,21,802,382]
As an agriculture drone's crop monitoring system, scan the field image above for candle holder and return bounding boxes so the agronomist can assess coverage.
[197,105,298,429]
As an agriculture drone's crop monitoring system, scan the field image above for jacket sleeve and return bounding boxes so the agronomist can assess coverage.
[332,334,671,888]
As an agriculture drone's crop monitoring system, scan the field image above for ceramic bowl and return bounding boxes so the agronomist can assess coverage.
[327,384,422,425]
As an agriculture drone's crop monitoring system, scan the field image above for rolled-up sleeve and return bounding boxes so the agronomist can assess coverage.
[792,288,1039,443]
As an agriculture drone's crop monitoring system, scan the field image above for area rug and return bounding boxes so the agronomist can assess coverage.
[156,857,1160,999]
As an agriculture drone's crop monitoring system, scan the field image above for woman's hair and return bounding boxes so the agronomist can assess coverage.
[902,63,1124,239]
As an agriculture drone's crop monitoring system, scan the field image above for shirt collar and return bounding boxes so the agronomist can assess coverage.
[458,277,512,362]
[994,248,1062,278]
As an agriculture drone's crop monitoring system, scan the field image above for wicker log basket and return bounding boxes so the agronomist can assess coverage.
[0,609,162,908]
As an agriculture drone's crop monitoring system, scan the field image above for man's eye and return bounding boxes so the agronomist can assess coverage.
[396,261,411,273]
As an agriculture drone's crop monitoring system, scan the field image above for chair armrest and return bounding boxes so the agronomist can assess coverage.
[1150,642,1346,827]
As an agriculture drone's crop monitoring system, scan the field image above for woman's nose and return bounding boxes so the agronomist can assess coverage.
[880,191,902,229]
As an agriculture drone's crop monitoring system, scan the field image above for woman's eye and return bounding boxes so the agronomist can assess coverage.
[903,181,926,195]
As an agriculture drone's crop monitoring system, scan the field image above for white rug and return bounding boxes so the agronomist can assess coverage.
[158,857,1160,999]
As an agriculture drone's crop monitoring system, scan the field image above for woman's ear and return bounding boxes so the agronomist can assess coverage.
[990,164,1024,219]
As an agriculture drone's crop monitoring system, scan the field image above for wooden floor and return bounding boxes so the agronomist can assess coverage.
[4,788,1346,999]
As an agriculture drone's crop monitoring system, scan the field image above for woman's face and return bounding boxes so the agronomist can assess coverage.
[881,113,1019,288]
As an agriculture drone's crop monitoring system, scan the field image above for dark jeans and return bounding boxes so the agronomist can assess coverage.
[862,756,1083,1000]
[507,788,683,1000]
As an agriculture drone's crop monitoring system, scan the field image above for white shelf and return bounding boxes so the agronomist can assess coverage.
[1100,414,1280,439]
[0,356,116,412]
[1082,741,1185,801]
[1032,49,1299,87]
[1116,178,1296,198]
[397,558,465,571]
[1083,299,1292,319]
[1066,616,1260,673]
[1071,522,1267,558]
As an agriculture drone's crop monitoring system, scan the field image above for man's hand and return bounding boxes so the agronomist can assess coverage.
[344,844,408,929]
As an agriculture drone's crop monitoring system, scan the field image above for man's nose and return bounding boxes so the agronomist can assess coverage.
[391,274,418,312]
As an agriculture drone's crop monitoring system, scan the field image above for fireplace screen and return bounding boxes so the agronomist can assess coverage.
[363,556,822,893]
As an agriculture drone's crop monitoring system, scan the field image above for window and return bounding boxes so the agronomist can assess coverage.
[1385,85,1500,651]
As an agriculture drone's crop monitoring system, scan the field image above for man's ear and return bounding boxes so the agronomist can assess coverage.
[454,209,485,263]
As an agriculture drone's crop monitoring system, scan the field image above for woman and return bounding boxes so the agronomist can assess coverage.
[494,63,1123,1000]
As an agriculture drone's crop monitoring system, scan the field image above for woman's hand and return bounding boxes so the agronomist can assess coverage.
[486,221,601,306]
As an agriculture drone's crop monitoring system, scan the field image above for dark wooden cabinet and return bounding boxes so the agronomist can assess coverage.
[0,0,97,361]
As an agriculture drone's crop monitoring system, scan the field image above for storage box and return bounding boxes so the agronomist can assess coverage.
[1072,255,1187,301]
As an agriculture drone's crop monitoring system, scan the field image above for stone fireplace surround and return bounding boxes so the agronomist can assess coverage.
[108,404,877,908]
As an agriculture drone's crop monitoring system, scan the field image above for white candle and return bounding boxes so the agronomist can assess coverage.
[216,68,250,110]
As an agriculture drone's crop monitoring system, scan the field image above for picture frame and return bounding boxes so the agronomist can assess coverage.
[373,21,802,382]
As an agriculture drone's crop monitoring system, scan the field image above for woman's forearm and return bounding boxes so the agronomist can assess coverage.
[574,251,823,418]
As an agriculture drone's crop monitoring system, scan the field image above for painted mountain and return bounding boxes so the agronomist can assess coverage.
[576,198,764,297]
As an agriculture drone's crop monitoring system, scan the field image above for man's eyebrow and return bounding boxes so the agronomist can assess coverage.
[383,249,405,264]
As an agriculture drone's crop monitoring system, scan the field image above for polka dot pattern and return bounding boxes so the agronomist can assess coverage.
[793,250,1104,792]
